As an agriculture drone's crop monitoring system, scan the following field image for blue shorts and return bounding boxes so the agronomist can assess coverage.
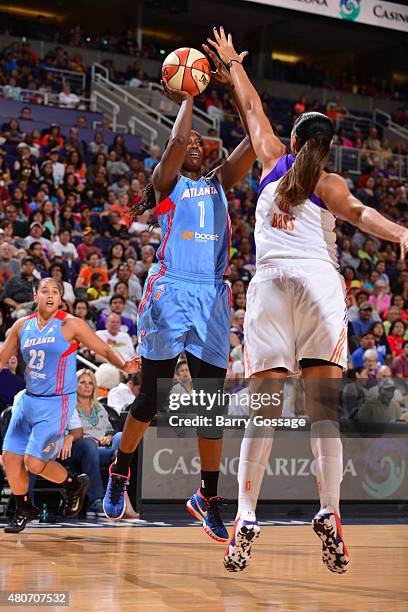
[3,391,76,461]
[137,268,232,369]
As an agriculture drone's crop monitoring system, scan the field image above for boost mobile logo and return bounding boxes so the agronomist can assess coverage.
[181,230,219,242]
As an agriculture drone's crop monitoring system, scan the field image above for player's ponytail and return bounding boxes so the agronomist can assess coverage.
[130,182,157,220]
[276,112,334,208]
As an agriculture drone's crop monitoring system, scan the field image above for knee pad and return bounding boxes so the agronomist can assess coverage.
[130,392,156,422]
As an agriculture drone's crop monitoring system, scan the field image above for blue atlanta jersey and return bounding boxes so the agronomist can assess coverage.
[19,310,78,396]
[154,173,231,278]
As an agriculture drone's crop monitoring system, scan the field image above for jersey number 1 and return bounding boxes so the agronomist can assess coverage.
[198,201,205,228]
[28,349,45,371]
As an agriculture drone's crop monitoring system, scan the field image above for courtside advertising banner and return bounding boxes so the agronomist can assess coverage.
[242,0,408,33]
[142,429,408,501]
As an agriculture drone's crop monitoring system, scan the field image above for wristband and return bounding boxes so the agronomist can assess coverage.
[227,59,242,69]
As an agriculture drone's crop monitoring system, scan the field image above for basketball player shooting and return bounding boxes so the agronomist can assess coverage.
[0,278,140,533]
[102,47,256,542]
[208,27,408,574]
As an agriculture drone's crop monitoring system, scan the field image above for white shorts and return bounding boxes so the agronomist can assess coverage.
[244,260,348,376]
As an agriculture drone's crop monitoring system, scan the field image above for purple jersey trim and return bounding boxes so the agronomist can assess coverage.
[258,154,327,210]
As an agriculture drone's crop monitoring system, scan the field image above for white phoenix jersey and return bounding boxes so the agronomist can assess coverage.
[256,154,338,268]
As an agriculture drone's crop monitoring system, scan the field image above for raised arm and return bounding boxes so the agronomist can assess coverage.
[69,318,140,374]
[208,28,286,171]
[0,319,24,370]
[317,173,408,256]
[152,83,194,197]
[202,43,256,192]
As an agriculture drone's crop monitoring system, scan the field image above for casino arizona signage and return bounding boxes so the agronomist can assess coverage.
[242,0,408,32]
[373,4,408,24]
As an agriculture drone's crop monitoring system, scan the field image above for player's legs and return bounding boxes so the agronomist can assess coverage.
[301,361,349,574]
[292,264,349,572]
[184,352,228,542]
[103,355,179,520]
[224,369,286,572]
[2,452,29,495]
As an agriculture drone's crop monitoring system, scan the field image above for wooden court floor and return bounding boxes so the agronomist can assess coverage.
[1,525,407,611]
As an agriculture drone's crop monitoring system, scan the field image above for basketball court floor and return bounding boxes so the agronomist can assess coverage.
[1,517,407,611]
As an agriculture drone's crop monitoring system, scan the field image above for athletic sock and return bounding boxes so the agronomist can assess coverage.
[114,449,133,477]
[237,423,274,516]
[310,420,343,517]
[15,493,32,511]
[199,470,219,500]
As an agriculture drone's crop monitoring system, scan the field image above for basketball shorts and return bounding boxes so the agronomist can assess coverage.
[244,261,348,376]
[137,267,231,369]
[3,391,76,461]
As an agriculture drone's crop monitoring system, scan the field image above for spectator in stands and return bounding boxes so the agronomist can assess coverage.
[41,125,64,152]
[88,132,108,157]
[87,272,108,301]
[2,256,38,315]
[368,280,392,315]
[76,251,109,289]
[105,243,126,277]
[383,305,404,335]
[0,349,24,411]
[58,83,80,108]
[96,312,136,362]
[97,294,136,340]
[367,127,381,151]
[293,96,307,117]
[387,320,406,358]
[230,309,245,348]
[23,221,53,254]
[391,340,408,379]
[357,378,402,423]
[3,204,28,238]
[171,360,193,397]
[108,134,129,161]
[370,321,391,364]
[2,119,24,143]
[351,333,379,368]
[50,262,76,304]
[18,107,32,121]
[76,227,102,261]
[74,298,95,330]
[52,228,79,261]
[27,241,51,274]
[333,127,353,148]
[355,177,380,210]
[352,302,377,337]
[144,145,161,172]
[60,368,113,516]
[0,242,20,289]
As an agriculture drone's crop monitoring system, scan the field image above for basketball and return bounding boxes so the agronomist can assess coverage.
[161,47,211,96]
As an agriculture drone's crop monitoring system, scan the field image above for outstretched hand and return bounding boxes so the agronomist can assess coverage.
[206,27,248,69]
[123,355,141,374]
[161,79,193,105]
[202,43,232,87]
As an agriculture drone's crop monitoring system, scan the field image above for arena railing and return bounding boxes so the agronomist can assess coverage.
[128,116,158,149]
[0,85,91,110]
[43,67,87,96]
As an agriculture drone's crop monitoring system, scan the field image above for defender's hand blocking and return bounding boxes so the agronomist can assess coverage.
[202,43,233,87]
[207,27,248,69]
[123,355,141,374]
